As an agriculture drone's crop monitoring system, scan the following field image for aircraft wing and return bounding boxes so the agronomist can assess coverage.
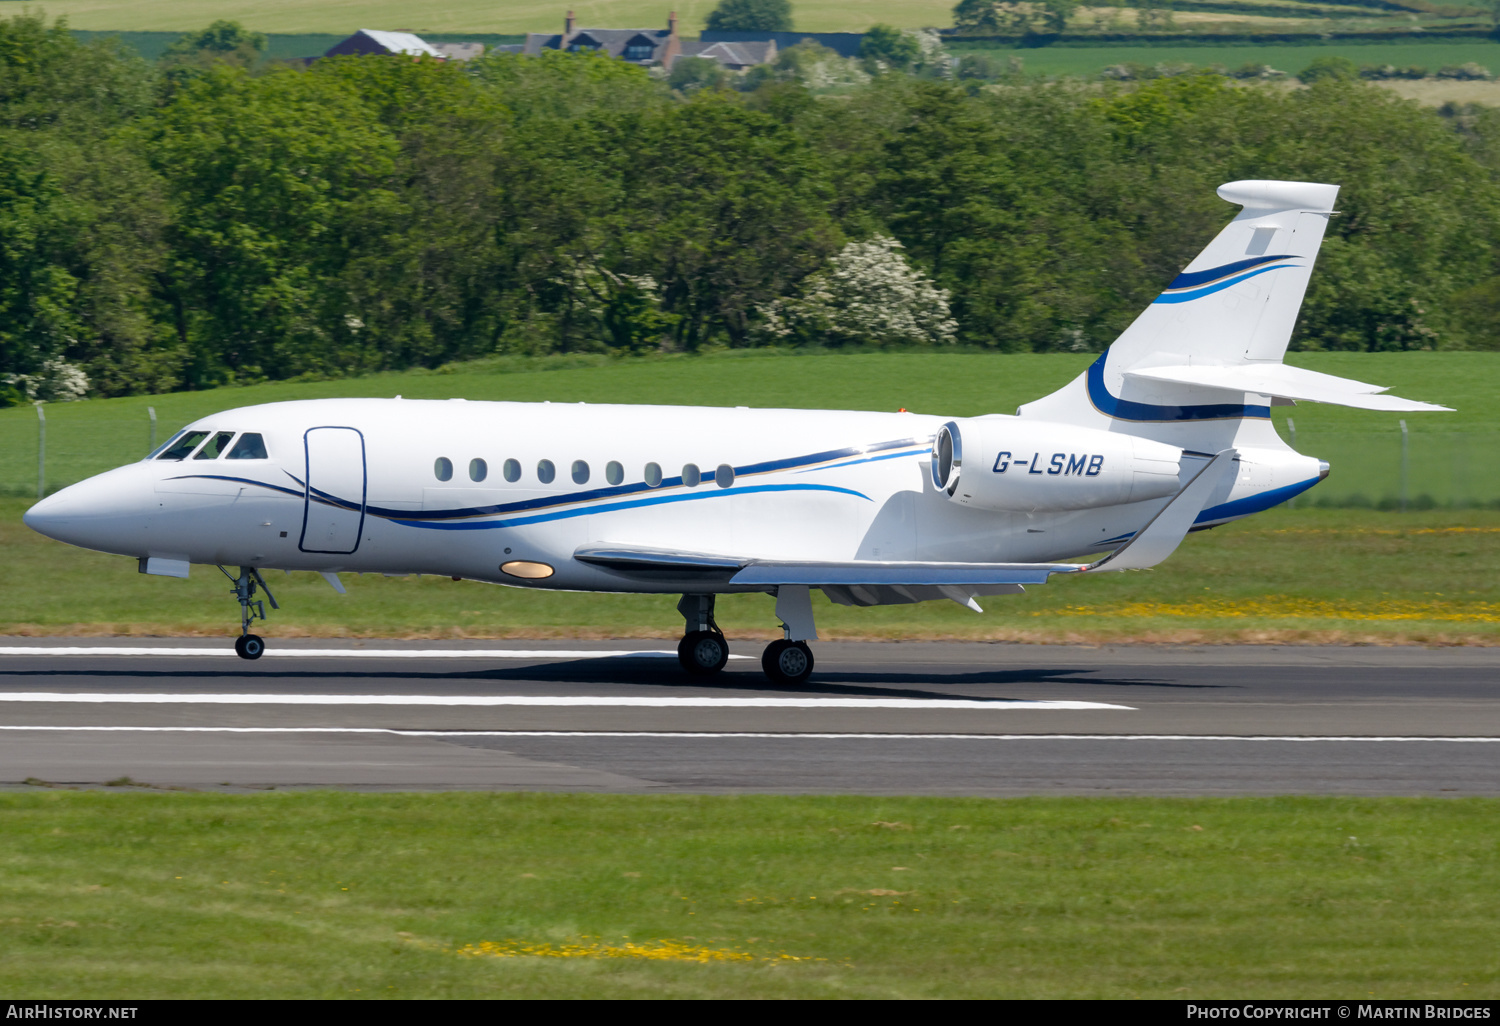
[574,449,1237,602]
[1122,363,1451,412]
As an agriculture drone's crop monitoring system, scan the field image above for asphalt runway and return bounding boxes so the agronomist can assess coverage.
[1,638,1497,795]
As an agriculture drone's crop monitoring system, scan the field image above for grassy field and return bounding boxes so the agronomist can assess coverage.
[5,497,1494,643]
[24,0,941,35]
[2,791,1497,998]
[1,350,1493,644]
[983,40,1500,77]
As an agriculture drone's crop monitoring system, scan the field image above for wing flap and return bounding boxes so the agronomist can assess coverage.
[1123,364,1452,413]
[729,560,1079,588]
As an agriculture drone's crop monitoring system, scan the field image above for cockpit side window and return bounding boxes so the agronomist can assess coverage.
[193,431,237,460]
[156,431,209,461]
[226,433,268,460]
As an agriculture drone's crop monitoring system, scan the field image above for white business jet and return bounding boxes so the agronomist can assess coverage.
[24,181,1449,682]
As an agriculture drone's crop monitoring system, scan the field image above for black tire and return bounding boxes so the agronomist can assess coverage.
[677,630,729,675]
[234,634,265,660]
[761,639,813,685]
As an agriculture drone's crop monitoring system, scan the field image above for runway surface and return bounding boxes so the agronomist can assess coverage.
[1,638,1497,795]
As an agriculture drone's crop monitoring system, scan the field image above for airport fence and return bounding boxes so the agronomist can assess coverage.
[1,402,1495,510]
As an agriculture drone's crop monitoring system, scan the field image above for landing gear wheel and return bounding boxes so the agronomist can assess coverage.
[678,630,729,675]
[762,639,813,685]
[234,634,265,660]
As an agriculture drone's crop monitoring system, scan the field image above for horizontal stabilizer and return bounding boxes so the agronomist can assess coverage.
[1123,364,1452,413]
[1087,449,1238,572]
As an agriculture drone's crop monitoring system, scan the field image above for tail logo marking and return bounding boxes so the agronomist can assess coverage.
[1153,254,1300,305]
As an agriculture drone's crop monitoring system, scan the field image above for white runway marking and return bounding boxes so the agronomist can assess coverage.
[0,726,1495,741]
[0,647,748,661]
[0,693,1131,711]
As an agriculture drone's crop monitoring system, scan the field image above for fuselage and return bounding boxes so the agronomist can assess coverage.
[24,397,1325,594]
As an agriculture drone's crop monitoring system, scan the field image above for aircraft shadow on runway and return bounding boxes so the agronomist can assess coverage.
[0,657,1231,701]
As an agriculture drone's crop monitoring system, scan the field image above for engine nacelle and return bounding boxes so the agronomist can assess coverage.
[930,417,1183,513]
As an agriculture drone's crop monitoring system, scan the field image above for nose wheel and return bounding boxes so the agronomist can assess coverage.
[234,634,265,660]
[220,565,277,660]
[762,639,813,684]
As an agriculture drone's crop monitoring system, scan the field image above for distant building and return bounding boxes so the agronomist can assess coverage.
[322,29,487,62]
[676,39,776,70]
[523,10,684,66]
[523,11,781,70]
[698,30,864,59]
[324,29,444,59]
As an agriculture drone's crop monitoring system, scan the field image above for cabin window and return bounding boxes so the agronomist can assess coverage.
[644,462,662,488]
[572,460,590,485]
[157,431,209,461]
[715,463,735,488]
[434,457,453,482]
[193,431,236,460]
[682,463,701,487]
[503,458,521,483]
[469,458,487,482]
[605,461,624,486]
[226,433,267,460]
[537,459,556,484]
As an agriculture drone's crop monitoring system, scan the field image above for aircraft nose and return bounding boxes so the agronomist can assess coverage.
[23,468,153,554]
[22,486,88,540]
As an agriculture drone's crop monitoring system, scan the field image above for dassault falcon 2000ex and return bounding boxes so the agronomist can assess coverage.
[25,180,1450,683]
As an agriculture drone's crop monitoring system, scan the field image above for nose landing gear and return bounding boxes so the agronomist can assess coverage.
[219,565,278,660]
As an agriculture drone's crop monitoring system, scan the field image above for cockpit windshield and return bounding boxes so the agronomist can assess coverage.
[156,431,209,461]
[193,431,236,460]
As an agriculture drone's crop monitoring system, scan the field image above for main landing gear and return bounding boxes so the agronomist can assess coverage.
[676,587,818,685]
[219,565,278,660]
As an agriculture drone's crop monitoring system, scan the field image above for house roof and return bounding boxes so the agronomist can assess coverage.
[350,29,442,57]
[523,27,675,63]
[678,40,776,68]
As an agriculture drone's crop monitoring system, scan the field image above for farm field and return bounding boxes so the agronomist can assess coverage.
[979,40,1500,77]
[1,351,1493,644]
[2,791,1498,999]
[13,0,946,35]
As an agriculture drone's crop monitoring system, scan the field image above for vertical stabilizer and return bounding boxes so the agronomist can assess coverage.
[1019,180,1339,446]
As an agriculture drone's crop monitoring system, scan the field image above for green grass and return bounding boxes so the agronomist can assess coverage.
[1,350,1494,643]
[2,791,1497,998]
[4,499,1495,643]
[979,40,1500,77]
[28,0,948,35]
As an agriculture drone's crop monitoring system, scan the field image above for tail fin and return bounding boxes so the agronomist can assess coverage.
[1019,180,1448,440]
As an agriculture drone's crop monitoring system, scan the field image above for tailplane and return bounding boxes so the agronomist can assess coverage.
[1020,180,1449,443]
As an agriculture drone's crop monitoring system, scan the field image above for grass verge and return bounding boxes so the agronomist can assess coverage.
[1,790,1497,998]
[2,501,1496,644]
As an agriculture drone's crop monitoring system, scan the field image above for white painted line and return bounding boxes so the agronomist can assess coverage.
[0,693,1131,711]
[0,647,752,660]
[0,726,1493,741]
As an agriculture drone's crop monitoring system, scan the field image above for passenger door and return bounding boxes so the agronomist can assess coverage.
[300,427,366,554]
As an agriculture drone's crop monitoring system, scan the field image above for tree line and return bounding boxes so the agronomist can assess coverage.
[2,12,1499,404]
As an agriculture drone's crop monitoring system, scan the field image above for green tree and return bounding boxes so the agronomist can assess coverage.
[161,20,266,73]
[1298,56,1359,84]
[146,67,404,384]
[705,0,794,32]
[668,56,729,94]
[860,25,921,70]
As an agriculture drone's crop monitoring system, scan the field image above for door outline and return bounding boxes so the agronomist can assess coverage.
[299,426,367,554]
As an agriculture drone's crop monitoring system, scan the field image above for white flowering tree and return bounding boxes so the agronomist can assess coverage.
[759,236,957,347]
[2,358,89,404]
